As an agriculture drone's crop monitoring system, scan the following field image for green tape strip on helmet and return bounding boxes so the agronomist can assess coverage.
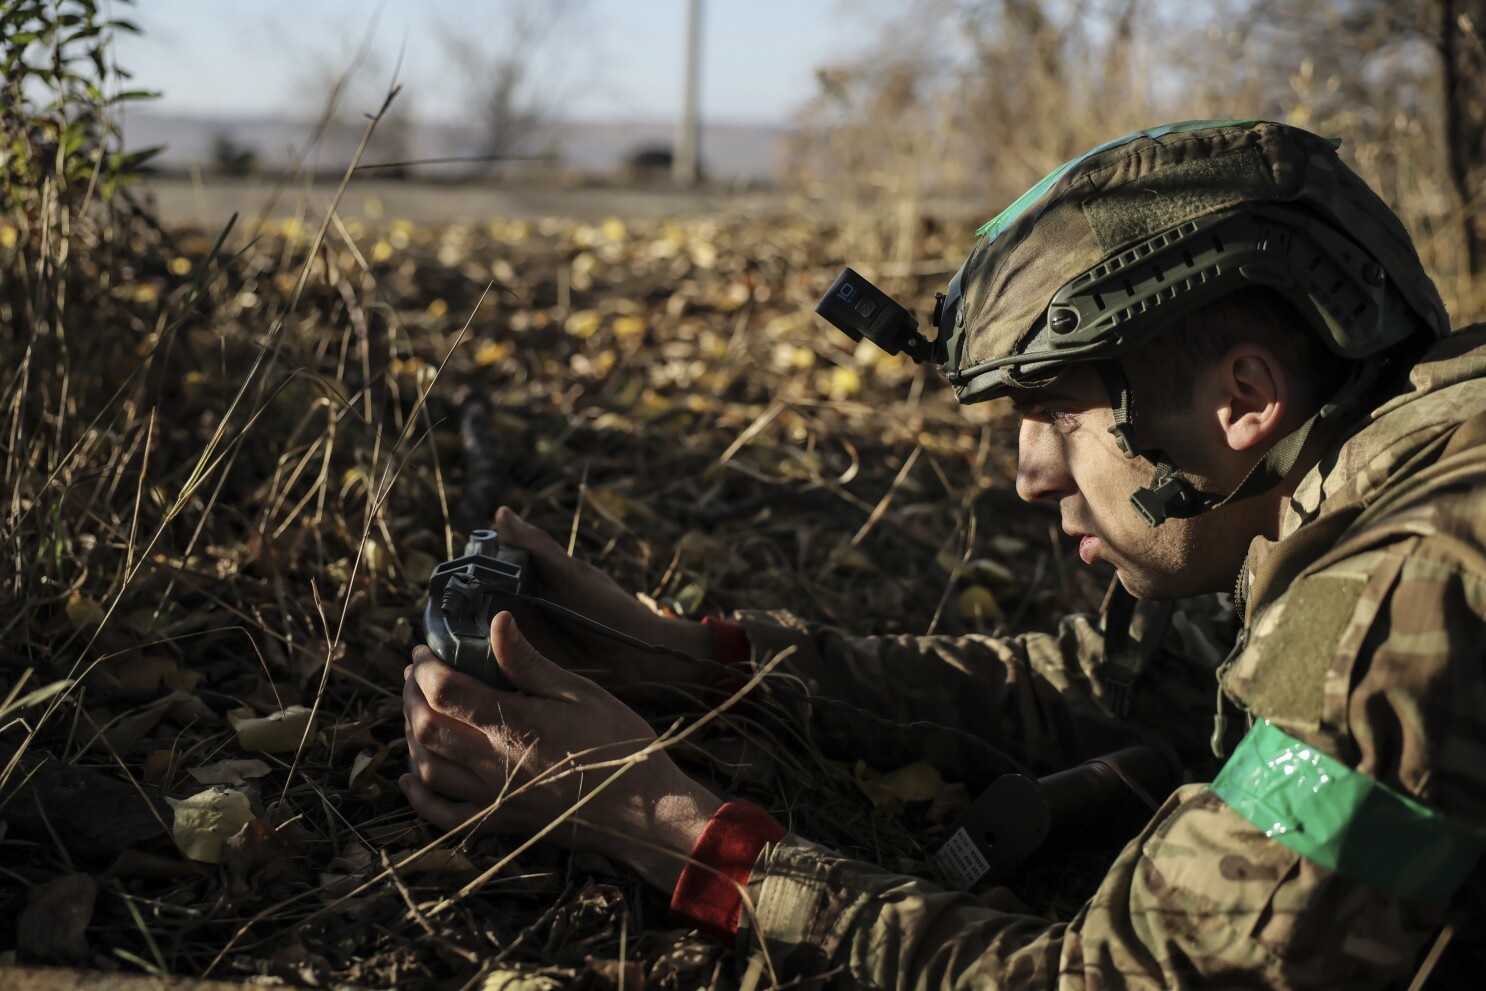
[1210,720,1485,902]
[974,119,1261,244]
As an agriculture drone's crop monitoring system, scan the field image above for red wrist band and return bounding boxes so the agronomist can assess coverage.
[669,800,787,945]
[700,615,753,702]
[701,615,751,670]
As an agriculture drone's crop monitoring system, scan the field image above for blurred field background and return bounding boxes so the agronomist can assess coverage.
[2,1,1483,988]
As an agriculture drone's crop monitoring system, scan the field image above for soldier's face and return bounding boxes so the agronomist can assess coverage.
[1012,364,1257,599]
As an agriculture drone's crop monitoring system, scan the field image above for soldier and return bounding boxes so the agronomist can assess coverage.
[402,120,1486,987]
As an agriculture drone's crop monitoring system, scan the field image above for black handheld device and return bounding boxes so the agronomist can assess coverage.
[423,529,532,689]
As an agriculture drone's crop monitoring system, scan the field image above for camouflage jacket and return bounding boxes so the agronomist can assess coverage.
[723,325,1486,988]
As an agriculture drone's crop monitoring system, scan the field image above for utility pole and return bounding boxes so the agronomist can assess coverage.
[673,0,703,187]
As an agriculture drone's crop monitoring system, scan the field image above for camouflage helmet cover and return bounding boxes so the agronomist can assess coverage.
[944,120,1451,404]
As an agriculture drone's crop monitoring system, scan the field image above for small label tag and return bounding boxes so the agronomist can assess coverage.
[935,826,991,890]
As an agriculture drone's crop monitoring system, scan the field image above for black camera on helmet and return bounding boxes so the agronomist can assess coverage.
[423,529,532,689]
[815,267,953,366]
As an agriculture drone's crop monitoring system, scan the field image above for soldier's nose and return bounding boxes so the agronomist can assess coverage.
[1015,419,1075,504]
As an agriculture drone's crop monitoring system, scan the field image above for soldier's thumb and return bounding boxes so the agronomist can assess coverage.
[494,506,563,563]
[490,611,567,697]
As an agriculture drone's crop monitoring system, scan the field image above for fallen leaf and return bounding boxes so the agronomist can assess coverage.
[106,849,213,881]
[475,339,511,365]
[348,746,391,799]
[166,786,254,863]
[611,314,647,341]
[564,309,602,339]
[396,847,476,874]
[115,654,185,693]
[225,818,295,898]
[17,872,96,962]
[142,749,173,785]
[957,585,1004,624]
[65,593,105,628]
[479,969,564,991]
[319,719,378,751]
[822,365,861,399]
[229,705,317,753]
[187,758,273,787]
[855,759,941,807]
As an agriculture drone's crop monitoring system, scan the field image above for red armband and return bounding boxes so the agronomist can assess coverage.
[700,615,753,700]
[669,800,787,945]
[701,615,750,670]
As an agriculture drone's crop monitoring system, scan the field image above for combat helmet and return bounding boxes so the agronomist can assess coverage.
[818,119,1450,525]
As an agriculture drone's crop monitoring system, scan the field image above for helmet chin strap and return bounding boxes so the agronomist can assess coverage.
[1092,360,1373,528]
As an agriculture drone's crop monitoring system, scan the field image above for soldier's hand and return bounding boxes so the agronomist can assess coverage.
[492,506,712,692]
[400,610,720,891]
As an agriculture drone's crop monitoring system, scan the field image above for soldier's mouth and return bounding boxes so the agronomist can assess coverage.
[1064,524,1101,565]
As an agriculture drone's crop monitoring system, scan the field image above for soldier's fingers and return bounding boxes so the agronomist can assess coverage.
[398,774,501,836]
[410,652,531,728]
[494,506,567,564]
[405,676,503,761]
[491,612,583,702]
[405,738,493,802]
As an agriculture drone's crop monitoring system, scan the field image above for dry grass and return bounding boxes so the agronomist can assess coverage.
[0,100,1108,985]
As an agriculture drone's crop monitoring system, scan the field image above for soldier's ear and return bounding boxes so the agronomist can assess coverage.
[1212,343,1288,454]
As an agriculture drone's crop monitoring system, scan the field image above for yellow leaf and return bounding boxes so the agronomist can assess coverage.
[564,309,603,339]
[371,239,394,264]
[611,314,647,341]
[426,298,449,318]
[877,761,941,802]
[717,282,752,312]
[583,487,631,523]
[935,548,965,574]
[599,217,627,242]
[855,760,941,807]
[362,193,384,218]
[399,848,475,874]
[228,705,317,753]
[590,411,632,432]
[671,582,705,617]
[480,969,564,991]
[123,283,159,303]
[168,256,193,276]
[571,251,598,277]
[65,593,105,628]
[827,366,862,398]
[637,393,675,418]
[957,585,1004,624]
[166,787,254,863]
[475,339,510,366]
[361,537,388,574]
[0,224,17,249]
[490,219,530,243]
[690,240,718,269]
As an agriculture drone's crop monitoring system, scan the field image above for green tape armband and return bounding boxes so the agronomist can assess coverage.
[1210,720,1485,902]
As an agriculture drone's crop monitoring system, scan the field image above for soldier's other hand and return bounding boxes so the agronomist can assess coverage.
[400,610,720,892]
[492,506,711,691]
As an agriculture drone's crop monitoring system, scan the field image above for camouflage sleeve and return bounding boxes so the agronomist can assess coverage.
[733,592,1233,776]
[728,532,1486,989]
[735,786,1449,990]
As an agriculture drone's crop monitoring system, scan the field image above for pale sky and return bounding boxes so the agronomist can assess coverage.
[118,0,886,126]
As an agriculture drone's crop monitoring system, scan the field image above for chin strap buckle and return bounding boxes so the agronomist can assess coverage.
[1130,472,1202,526]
